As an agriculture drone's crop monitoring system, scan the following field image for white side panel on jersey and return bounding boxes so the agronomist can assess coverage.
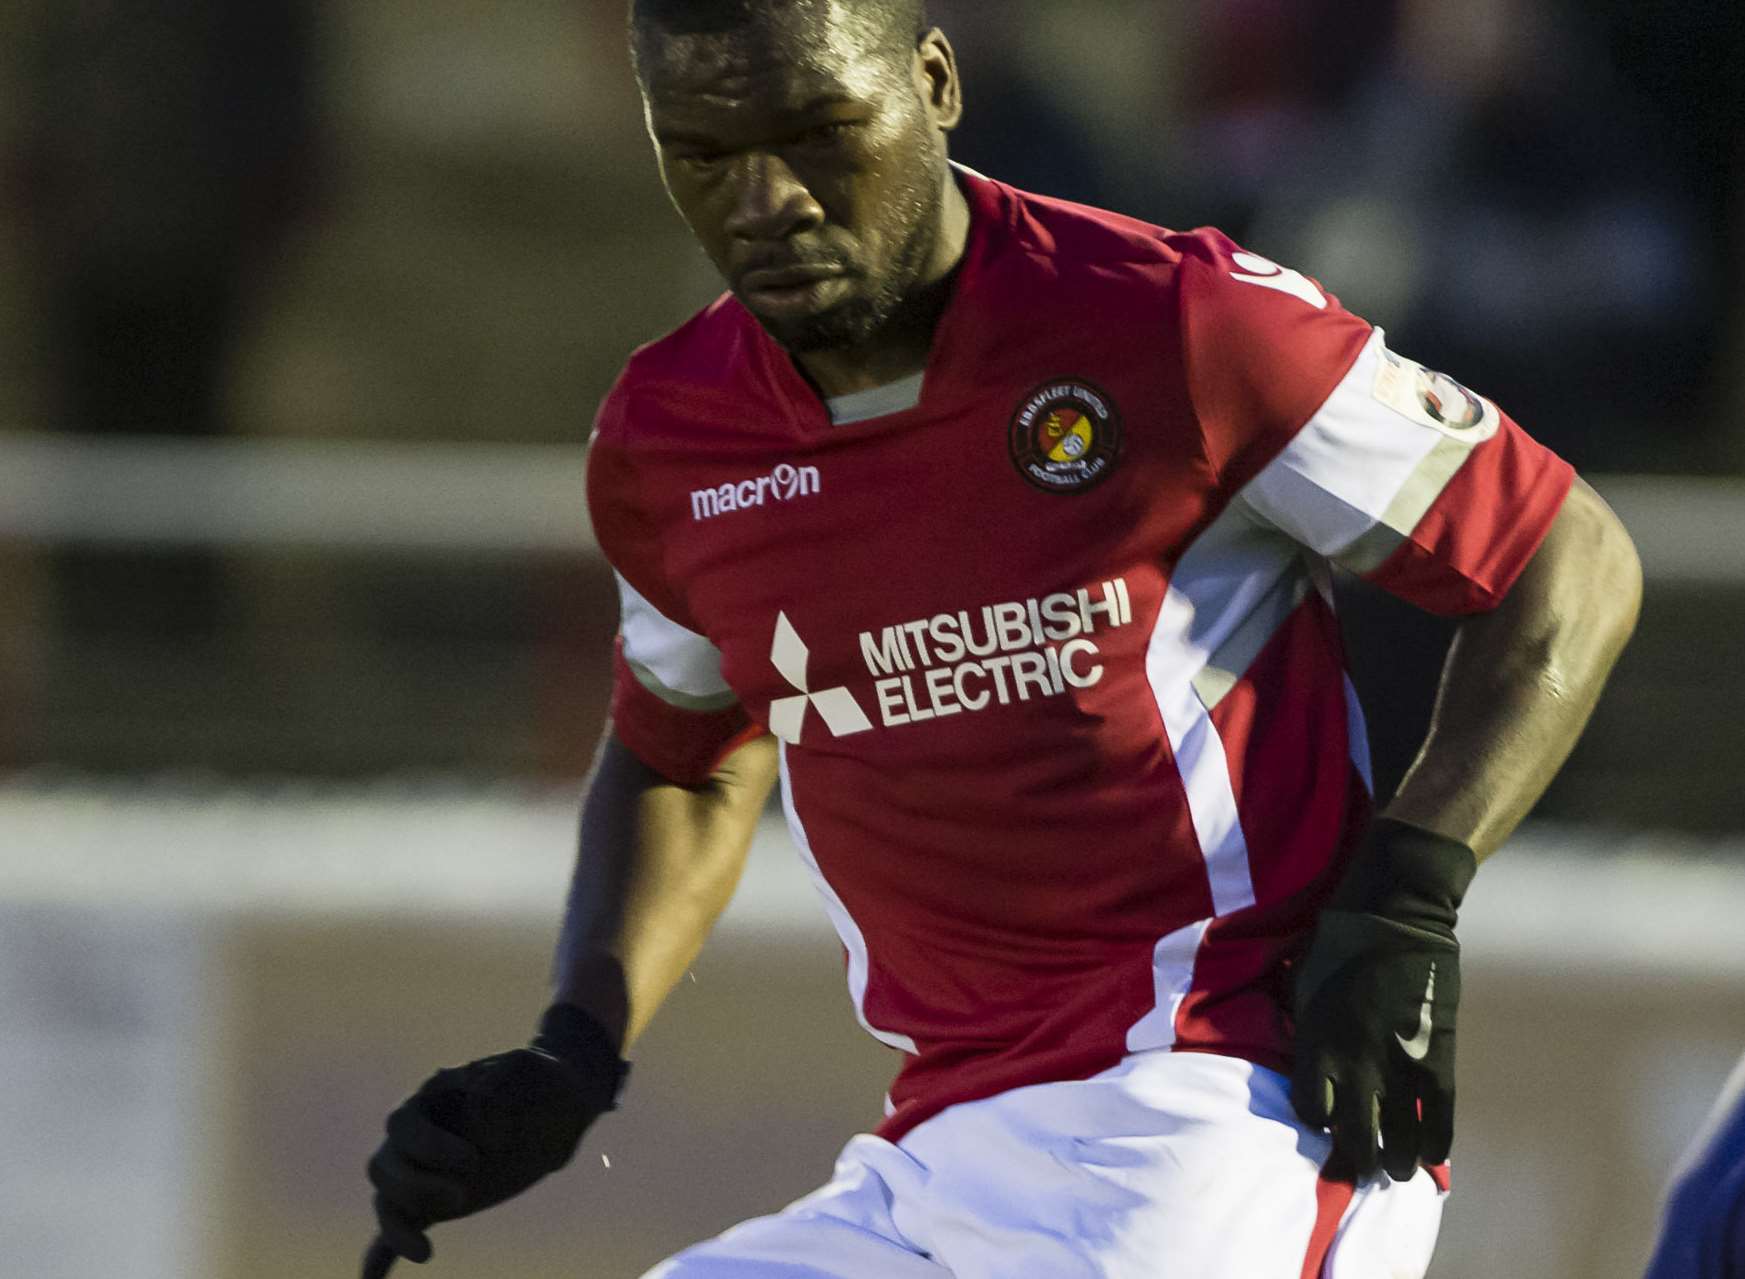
[1343,672,1374,795]
[1305,539,1376,798]
[778,742,919,1054]
[1237,327,1493,571]
[1125,919,1212,1054]
[615,572,736,710]
[1130,502,1310,1051]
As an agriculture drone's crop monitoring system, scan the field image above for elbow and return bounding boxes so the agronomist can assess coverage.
[1611,526,1644,644]
[1578,481,1644,649]
[1501,477,1643,672]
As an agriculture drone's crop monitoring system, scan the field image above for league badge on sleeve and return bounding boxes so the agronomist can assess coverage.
[1371,345,1500,442]
[1009,380,1124,494]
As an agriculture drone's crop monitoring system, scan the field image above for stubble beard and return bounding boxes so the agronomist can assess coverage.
[756,169,945,357]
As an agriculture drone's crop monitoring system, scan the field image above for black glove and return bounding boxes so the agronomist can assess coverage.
[362,1004,629,1277]
[1291,818,1476,1184]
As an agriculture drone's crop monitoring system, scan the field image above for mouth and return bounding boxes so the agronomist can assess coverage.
[738,266,851,316]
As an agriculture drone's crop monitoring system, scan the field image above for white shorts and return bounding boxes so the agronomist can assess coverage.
[642,1052,1445,1279]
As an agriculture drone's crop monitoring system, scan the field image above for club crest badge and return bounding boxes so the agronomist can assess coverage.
[1008,380,1123,494]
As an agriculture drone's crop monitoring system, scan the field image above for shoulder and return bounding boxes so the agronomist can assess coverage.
[586,295,767,572]
[1136,227,1374,490]
[626,293,753,389]
[595,293,760,448]
[984,179,1342,336]
[986,179,1256,289]
[983,178,1191,309]
[996,180,1177,268]
[992,182,1370,390]
[1137,225,1373,416]
[1165,227,1366,351]
[588,310,736,539]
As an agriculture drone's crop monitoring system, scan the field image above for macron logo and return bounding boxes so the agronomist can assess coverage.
[691,464,821,522]
[768,612,873,746]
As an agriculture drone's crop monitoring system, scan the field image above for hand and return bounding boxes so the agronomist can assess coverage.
[363,1005,628,1274]
[1291,911,1459,1181]
[1290,819,1475,1183]
[362,1237,400,1279]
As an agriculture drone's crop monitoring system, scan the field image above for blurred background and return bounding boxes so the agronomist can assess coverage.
[1,0,1742,1275]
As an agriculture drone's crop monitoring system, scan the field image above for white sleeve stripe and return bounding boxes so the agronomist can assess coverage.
[614,573,735,707]
[1236,328,1486,563]
[1335,434,1477,572]
[623,656,738,712]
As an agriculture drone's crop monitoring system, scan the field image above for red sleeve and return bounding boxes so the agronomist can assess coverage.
[1175,229,1575,614]
[587,378,697,632]
[610,641,758,787]
[1173,228,1375,498]
[1362,415,1574,614]
[589,379,755,785]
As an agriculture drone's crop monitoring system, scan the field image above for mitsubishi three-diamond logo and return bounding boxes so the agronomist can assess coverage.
[768,612,873,745]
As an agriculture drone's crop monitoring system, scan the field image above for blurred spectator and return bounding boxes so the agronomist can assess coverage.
[1164,0,1396,233]
[15,0,321,637]
[929,0,1109,203]
[1581,0,1745,242]
[1221,0,1716,471]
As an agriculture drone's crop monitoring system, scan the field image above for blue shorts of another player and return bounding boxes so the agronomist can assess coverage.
[1643,1058,1745,1278]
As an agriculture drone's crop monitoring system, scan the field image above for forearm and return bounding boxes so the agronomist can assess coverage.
[1385,477,1642,860]
[552,729,777,1049]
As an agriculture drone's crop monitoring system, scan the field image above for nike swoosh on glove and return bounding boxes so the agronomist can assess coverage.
[1291,818,1475,1184]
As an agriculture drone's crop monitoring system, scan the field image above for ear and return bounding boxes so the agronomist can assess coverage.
[915,28,963,131]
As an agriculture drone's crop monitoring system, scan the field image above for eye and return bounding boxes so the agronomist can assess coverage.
[799,121,861,148]
[674,148,729,171]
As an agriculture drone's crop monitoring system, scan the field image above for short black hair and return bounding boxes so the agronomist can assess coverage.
[629,0,928,79]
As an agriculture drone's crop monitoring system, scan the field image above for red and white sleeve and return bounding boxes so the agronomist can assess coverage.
[587,385,757,785]
[609,575,756,786]
[1177,230,1574,614]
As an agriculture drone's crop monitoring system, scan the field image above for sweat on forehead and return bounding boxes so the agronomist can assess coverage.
[630,0,925,77]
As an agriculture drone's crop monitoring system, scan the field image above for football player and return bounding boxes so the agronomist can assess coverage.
[362,3,1641,1274]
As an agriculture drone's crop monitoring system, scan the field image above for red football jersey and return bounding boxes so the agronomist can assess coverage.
[587,169,1572,1141]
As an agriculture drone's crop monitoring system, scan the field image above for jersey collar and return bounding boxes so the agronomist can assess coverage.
[747,164,1010,436]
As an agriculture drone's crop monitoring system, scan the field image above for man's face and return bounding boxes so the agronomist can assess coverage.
[639,9,952,354]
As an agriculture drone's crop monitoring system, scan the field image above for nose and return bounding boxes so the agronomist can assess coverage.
[723,150,825,243]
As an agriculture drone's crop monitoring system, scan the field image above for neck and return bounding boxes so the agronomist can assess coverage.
[795,169,972,400]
